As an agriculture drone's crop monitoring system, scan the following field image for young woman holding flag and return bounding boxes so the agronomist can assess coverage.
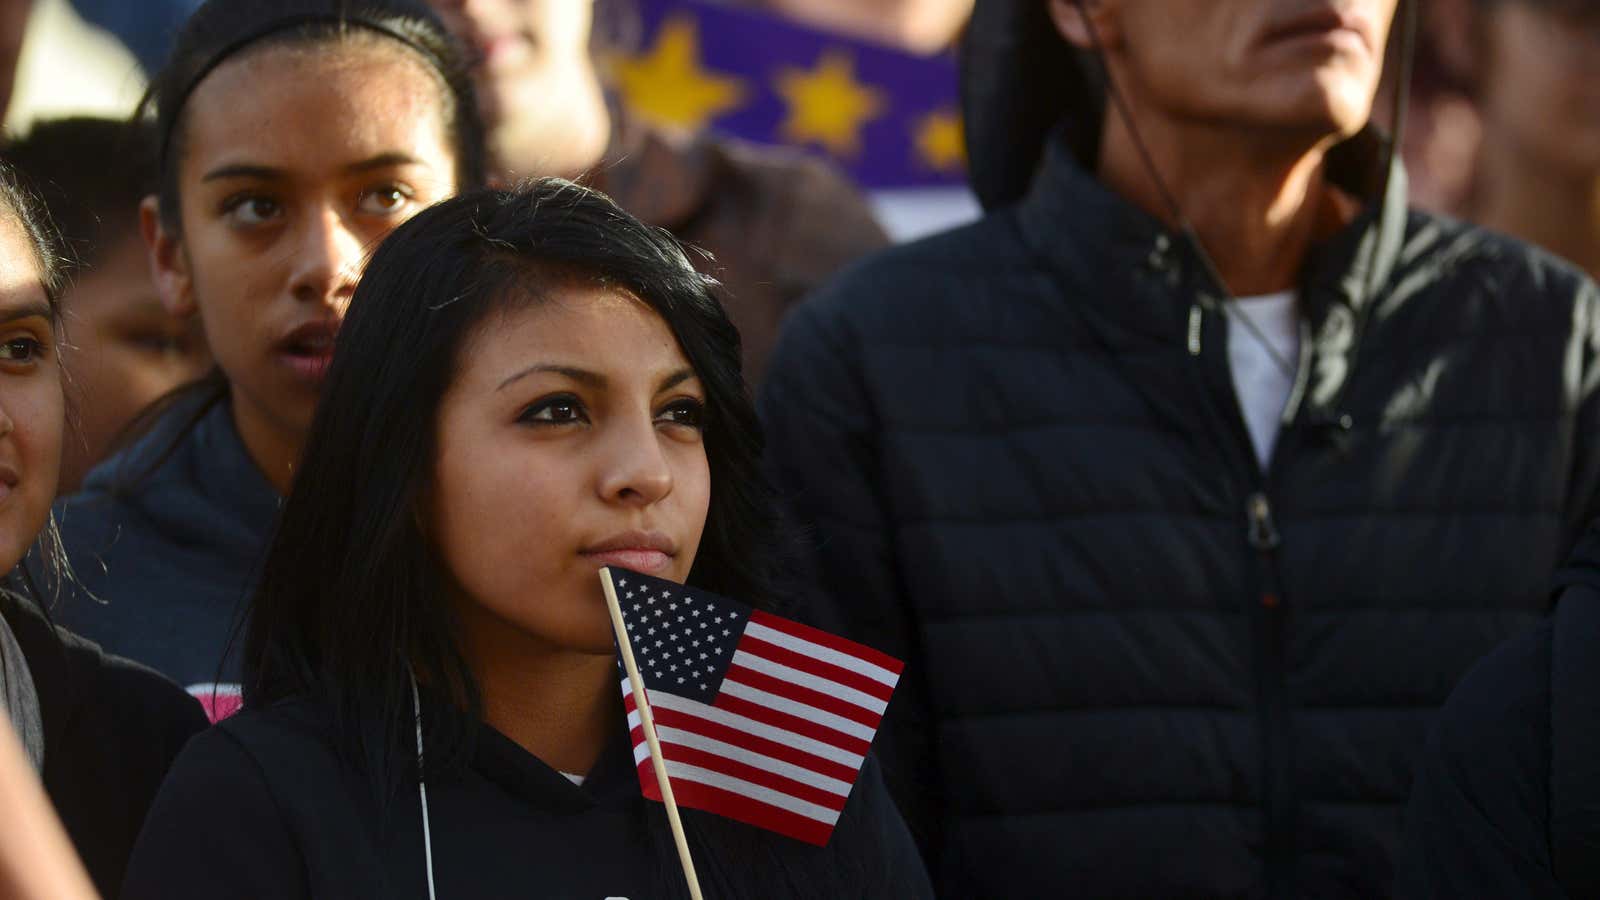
[122,180,930,898]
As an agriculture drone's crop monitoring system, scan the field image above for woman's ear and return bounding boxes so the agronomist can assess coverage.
[1048,0,1122,51]
[140,195,197,319]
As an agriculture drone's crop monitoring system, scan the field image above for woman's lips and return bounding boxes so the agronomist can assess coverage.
[276,321,339,383]
[580,530,679,574]
[581,548,673,573]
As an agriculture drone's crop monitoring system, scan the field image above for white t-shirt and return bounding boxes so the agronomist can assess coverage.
[1226,291,1300,466]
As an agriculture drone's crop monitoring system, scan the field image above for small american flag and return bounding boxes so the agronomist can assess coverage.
[608,568,903,846]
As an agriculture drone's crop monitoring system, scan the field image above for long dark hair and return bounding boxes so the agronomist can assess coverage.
[244,178,785,786]
[110,0,488,489]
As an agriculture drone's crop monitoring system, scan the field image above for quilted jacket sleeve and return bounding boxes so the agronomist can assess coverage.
[759,297,944,863]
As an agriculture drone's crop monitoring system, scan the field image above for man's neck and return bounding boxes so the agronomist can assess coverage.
[1097,113,1354,297]
[1475,137,1600,281]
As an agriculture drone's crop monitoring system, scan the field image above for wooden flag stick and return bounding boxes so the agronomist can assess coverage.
[600,567,704,900]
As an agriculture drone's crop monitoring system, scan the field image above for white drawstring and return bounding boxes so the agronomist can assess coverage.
[410,670,438,900]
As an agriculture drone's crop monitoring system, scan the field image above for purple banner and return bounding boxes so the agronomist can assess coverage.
[606,0,966,189]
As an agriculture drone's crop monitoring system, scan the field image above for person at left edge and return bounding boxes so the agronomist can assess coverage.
[121,179,930,899]
[35,0,485,703]
[0,164,205,897]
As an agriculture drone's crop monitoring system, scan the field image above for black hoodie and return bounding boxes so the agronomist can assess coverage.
[122,697,932,898]
[0,589,208,897]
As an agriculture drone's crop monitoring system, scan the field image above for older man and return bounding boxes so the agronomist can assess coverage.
[761,0,1600,895]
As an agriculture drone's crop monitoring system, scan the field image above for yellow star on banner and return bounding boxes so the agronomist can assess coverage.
[914,109,966,173]
[774,50,887,158]
[611,15,747,132]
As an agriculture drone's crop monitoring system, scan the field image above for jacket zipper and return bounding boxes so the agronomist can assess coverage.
[1192,288,1305,896]
[1247,491,1292,895]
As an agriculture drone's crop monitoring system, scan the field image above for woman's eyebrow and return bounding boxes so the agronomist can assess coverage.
[0,301,52,325]
[202,163,280,183]
[343,152,425,175]
[658,368,697,391]
[200,152,425,184]
[497,364,605,392]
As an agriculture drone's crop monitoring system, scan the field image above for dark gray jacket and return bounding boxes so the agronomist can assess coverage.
[760,130,1600,897]
[45,394,278,690]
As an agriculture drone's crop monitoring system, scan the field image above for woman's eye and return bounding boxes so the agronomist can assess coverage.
[520,395,588,425]
[223,195,281,227]
[657,399,705,430]
[0,336,43,364]
[357,185,413,216]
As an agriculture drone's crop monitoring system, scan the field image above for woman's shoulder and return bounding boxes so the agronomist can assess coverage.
[207,698,341,769]
[141,698,356,843]
[122,700,339,899]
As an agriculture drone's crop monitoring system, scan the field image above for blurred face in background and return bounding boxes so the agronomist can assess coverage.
[424,0,608,179]
[757,0,973,53]
[1052,0,1399,142]
[0,0,31,123]
[58,233,209,493]
[1476,1,1600,175]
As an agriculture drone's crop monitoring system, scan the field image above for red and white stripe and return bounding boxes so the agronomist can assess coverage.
[622,610,902,846]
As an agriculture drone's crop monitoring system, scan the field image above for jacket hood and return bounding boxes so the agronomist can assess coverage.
[960,0,1416,211]
[71,393,279,557]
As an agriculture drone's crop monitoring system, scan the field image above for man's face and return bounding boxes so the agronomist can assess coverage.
[1055,0,1400,139]
[424,0,594,135]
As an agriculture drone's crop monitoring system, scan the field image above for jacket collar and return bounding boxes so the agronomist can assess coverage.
[1012,124,1409,351]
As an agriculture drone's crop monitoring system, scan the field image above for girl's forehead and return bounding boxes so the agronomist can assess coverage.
[178,40,454,176]
[456,286,692,386]
[0,217,43,297]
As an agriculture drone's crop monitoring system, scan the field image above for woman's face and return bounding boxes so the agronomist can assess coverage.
[0,219,62,572]
[146,40,458,450]
[430,285,711,655]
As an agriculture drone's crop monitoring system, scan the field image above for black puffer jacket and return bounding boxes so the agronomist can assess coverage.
[759,131,1600,898]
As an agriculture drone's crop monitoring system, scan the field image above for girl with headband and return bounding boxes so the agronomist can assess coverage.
[42,0,486,702]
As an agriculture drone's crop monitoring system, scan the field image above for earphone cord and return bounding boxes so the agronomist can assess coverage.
[411,669,439,900]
